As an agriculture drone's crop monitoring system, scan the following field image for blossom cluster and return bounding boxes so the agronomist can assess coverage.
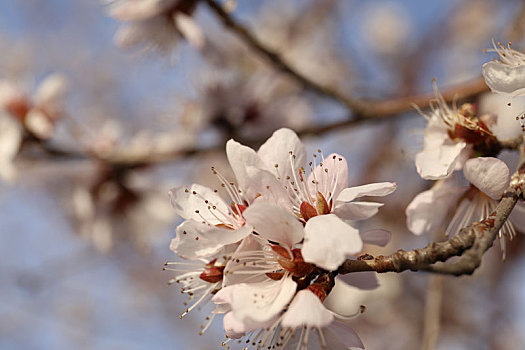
[165,128,396,349]
[165,40,525,349]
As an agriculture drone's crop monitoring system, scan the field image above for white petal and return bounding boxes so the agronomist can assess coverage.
[307,153,349,200]
[405,178,466,235]
[415,141,467,180]
[482,61,525,96]
[463,157,510,199]
[257,128,306,182]
[478,92,525,141]
[336,182,397,202]
[168,184,230,224]
[0,112,22,181]
[338,271,379,290]
[327,321,364,350]
[226,139,266,191]
[170,220,252,259]
[333,201,384,221]
[281,290,333,329]
[243,201,303,247]
[223,312,247,339]
[302,214,363,270]
[244,166,292,210]
[510,202,525,232]
[223,235,269,287]
[324,279,365,318]
[218,278,297,324]
[174,13,204,48]
[34,73,68,107]
[25,109,53,139]
[109,0,167,21]
[360,229,391,247]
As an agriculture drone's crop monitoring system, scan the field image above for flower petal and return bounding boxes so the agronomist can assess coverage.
[338,271,379,290]
[482,61,525,96]
[169,184,230,224]
[170,220,252,259]
[336,182,397,202]
[281,290,334,329]
[415,141,467,180]
[333,201,384,221]
[226,139,266,191]
[244,166,292,210]
[302,214,363,270]
[0,112,22,181]
[222,312,247,339]
[307,153,349,200]
[360,229,391,247]
[34,73,68,108]
[243,201,304,247]
[174,13,204,48]
[327,321,365,350]
[463,157,510,199]
[216,278,297,324]
[257,128,306,182]
[405,178,466,235]
[223,234,271,287]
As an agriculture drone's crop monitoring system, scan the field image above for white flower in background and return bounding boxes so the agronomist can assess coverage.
[227,128,396,270]
[406,157,522,257]
[478,92,525,141]
[414,81,497,180]
[0,73,68,139]
[191,70,313,139]
[482,41,525,96]
[108,0,204,53]
[0,111,22,182]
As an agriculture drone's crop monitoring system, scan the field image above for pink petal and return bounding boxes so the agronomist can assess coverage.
[302,214,363,270]
[482,61,525,96]
[307,153,349,200]
[243,201,304,247]
[170,220,252,260]
[463,157,510,199]
[222,312,246,339]
[257,128,306,182]
[336,182,397,202]
[244,166,292,210]
[360,229,391,247]
[338,271,379,290]
[281,290,334,329]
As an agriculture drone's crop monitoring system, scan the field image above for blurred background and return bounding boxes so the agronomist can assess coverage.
[1,0,525,349]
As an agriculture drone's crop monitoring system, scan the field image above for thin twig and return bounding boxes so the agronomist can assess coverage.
[205,0,489,119]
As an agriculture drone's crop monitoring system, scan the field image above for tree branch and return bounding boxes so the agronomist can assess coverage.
[205,0,489,119]
[339,168,524,276]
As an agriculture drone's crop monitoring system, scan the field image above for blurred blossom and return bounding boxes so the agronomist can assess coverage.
[68,165,173,253]
[478,92,525,141]
[85,119,196,160]
[0,73,68,140]
[0,111,22,182]
[108,0,204,53]
[191,70,312,139]
[361,2,411,56]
